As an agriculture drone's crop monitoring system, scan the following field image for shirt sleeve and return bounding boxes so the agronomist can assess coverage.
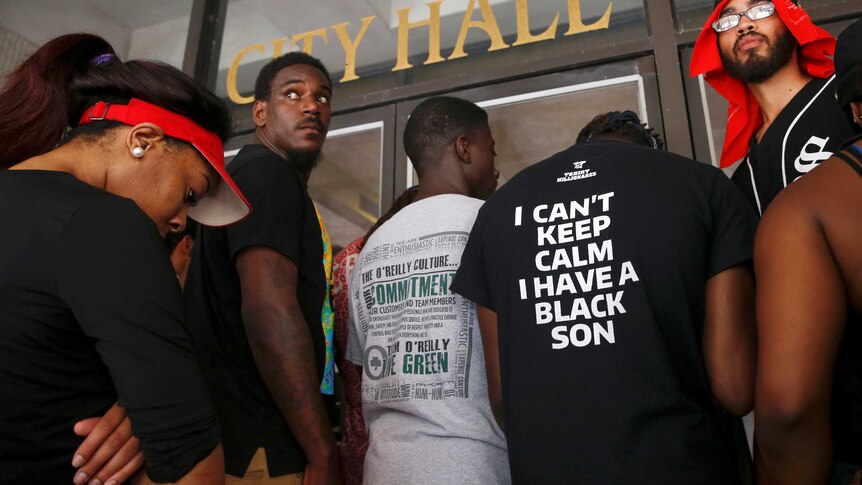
[225,154,307,262]
[708,170,759,278]
[450,205,494,310]
[345,255,367,366]
[57,196,219,483]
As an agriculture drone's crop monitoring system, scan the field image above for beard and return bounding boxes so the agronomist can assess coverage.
[720,28,798,84]
[285,148,322,174]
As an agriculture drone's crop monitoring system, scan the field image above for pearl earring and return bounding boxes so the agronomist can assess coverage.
[131,147,144,158]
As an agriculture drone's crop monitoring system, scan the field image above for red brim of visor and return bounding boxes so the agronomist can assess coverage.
[78,99,251,226]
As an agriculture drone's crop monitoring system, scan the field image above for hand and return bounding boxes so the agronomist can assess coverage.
[72,402,144,485]
[302,456,342,485]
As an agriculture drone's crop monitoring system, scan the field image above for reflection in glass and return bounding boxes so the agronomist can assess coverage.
[310,124,383,249]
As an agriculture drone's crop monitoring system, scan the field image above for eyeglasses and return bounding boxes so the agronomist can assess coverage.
[711,2,776,33]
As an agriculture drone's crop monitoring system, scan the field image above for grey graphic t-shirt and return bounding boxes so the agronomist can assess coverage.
[346,194,510,485]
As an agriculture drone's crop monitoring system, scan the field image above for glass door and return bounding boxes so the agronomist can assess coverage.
[395,56,660,191]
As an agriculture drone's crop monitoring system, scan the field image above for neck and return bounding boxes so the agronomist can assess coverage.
[412,157,472,202]
[748,59,812,137]
[253,130,312,184]
[11,138,111,189]
[254,129,288,160]
[171,254,190,287]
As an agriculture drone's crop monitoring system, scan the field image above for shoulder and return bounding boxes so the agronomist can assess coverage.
[800,76,850,119]
[228,145,306,196]
[68,191,157,236]
[438,194,484,212]
[230,144,283,168]
[60,195,166,273]
[775,154,859,210]
[57,193,168,292]
[757,162,829,241]
[230,145,303,184]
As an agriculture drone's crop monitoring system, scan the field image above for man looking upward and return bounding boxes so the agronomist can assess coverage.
[185,52,340,484]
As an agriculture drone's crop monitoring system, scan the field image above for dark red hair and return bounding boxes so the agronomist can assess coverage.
[0,33,230,169]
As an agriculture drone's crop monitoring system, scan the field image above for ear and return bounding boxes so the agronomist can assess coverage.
[180,235,195,255]
[455,135,471,163]
[851,101,862,125]
[126,123,166,158]
[252,100,268,127]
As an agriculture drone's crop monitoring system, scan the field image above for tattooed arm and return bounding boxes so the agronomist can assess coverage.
[236,246,341,485]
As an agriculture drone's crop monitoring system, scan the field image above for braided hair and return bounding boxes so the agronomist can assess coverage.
[576,110,663,150]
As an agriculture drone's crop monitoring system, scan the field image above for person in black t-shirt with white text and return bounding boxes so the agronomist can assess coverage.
[184,52,341,484]
[452,112,758,483]
[690,0,858,215]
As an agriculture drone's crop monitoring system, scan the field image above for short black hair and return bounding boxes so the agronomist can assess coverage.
[254,52,332,101]
[403,96,489,175]
[576,110,664,150]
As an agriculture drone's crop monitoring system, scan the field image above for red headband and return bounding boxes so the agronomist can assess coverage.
[78,99,251,226]
[690,0,835,167]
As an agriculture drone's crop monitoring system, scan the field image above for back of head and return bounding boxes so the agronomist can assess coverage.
[0,33,230,169]
[576,111,663,150]
[834,18,862,108]
[403,96,488,175]
[254,51,331,101]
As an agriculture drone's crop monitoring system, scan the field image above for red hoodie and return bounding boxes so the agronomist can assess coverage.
[690,0,835,167]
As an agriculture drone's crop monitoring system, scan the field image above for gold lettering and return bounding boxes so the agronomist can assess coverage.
[332,16,375,82]
[227,42,265,105]
[449,0,509,60]
[513,0,560,46]
[272,37,288,57]
[292,28,328,54]
[392,1,445,72]
[565,0,612,35]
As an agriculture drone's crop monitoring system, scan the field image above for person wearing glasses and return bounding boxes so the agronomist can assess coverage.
[690,0,859,215]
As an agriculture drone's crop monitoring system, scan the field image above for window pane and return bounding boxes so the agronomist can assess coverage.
[483,79,645,185]
[310,124,383,249]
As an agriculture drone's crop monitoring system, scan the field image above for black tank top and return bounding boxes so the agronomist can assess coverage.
[834,144,862,178]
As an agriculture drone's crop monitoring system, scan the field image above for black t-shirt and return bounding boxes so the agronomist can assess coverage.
[452,141,757,484]
[184,144,328,476]
[0,170,220,484]
[732,75,859,215]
